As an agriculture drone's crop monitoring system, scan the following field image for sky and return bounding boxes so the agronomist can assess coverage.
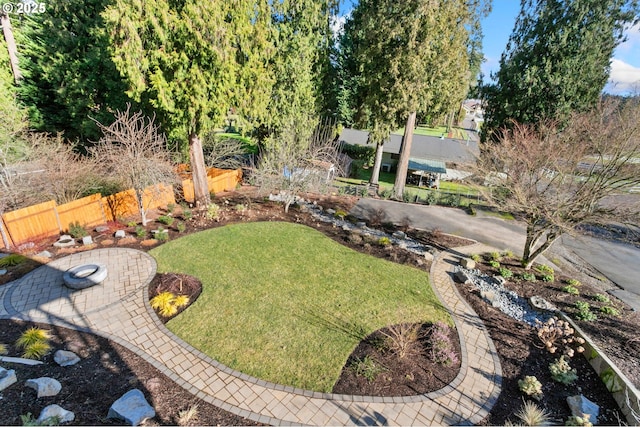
[338,1,640,95]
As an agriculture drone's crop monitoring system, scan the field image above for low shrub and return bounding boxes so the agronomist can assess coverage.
[380,323,423,359]
[470,254,481,263]
[176,221,186,233]
[541,273,555,282]
[488,260,500,268]
[549,355,578,385]
[126,221,137,227]
[157,215,174,226]
[68,221,88,239]
[206,203,221,221]
[489,251,502,261]
[499,267,513,279]
[535,317,585,357]
[502,249,514,258]
[562,285,580,296]
[600,306,620,316]
[349,355,386,382]
[521,271,537,282]
[377,236,391,246]
[155,227,169,242]
[429,321,458,367]
[150,291,190,317]
[574,301,597,322]
[182,208,193,220]
[565,413,593,427]
[592,293,610,303]
[135,225,147,238]
[0,254,27,268]
[518,375,543,400]
[16,327,51,360]
[335,209,347,219]
[166,203,175,214]
[566,278,581,287]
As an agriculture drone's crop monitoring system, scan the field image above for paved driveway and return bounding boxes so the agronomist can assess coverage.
[351,198,640,308]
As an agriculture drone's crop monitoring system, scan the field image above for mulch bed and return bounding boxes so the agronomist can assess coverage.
[2,188,639,425]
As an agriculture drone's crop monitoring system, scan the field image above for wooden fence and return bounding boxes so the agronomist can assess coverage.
[0,168,241,249]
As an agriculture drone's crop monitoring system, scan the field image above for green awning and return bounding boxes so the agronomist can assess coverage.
[408,158,446,174]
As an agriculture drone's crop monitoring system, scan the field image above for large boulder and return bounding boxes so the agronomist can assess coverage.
[54,350,81,367]
[0,367,17,391]
[459,257,476,269]
[25,377,62,397]
[108,389,156,426]
[454,270,472,284]
[38,405,75,424]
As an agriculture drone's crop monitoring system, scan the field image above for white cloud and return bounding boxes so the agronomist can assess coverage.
[606,59,640,95]
[330,14,348,40]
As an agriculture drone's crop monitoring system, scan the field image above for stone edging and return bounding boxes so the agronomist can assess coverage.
[560,313,640,425]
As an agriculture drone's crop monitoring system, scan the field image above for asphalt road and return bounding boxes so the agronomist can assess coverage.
[351,198,640,306]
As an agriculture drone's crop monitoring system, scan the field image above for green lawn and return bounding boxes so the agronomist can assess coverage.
[393,125,469,140]
[150,222,450,392]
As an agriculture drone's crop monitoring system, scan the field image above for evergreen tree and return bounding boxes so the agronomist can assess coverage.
[341,0,488,195]
[17,0,133,143]
[482,0,639,140]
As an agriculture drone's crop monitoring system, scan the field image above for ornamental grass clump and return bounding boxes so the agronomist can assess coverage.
[380,323,423,359]
[16,327,51,360]
[514,400,550,426]
[150,291,190,317]
[0,254,27,268]
[428,321,458,366]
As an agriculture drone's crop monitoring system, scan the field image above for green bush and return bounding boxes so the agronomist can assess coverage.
[424,191,437,205]
[600,306,620,316]
[541,273,555,282]
[574,301,597,322]
[176,221,186,233]
[182,208,193,220]
[489,251,502,261]
[592,293,610,303]
[470,254,481,263]
[566,278,581,287]
[502,249,514,259]
[499,267,513,279]
[536,264,554,274]
[206,203,221,221]
[166,203,175,214]
[135,225,147,238]
[549,355,578,385]
[68,221,88,239]
[379,188,393,199]
[155,227,169,242]
[402,190,415,203]
[157,215,174,226]
[0,254,27,268]
[377,236,391,246]
[16,327,51,360]
[521,271,536,282]
[562,285,580,296]
[489,260,500,268]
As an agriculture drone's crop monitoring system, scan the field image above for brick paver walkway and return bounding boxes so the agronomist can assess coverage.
[1,244,501,425]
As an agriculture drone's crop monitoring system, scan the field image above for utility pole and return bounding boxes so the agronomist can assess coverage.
[1,12,22,83]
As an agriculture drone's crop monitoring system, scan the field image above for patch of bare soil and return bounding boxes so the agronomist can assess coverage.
[2,188,640,425]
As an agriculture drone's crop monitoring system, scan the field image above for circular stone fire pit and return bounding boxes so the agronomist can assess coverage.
[63,263,108,290]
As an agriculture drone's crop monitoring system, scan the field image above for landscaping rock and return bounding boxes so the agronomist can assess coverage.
[392,231,406,240]
[530,295,558,312]
[0,367,17,391]
[494,276,507,286]
[0,269,6,275]
[95,225,110,233]
[35,250,52,258]
[460,257,476,269]
[25,377,62,397]
[356,221,367,228]
[54,350,81,367]
[38,404,75,424]
[424,252,434,262]
[326,208,336,215]
[54,235,76,248]
[108,389,156,426]
[454,270,472,284]
[567,395,599,421]
[114,230,126,238]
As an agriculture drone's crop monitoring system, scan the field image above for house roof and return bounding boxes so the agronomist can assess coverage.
[339,128,479,164]
[408,158,447,174]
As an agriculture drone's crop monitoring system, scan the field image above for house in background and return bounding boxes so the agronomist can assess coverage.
[338,128,479,186]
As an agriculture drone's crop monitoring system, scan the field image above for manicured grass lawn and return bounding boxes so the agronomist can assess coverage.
[150,222,450,392]
[393,125,469,140]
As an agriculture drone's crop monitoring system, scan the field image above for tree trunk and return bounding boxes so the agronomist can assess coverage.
[369,141,384,185]
[1,14,22,83]
[189,133,210,207]
[135,188,148,226]
[393,111,416,199]
[0,216,11,249]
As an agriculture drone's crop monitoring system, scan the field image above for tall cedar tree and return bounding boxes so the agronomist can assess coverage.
[482,0,639,140]
[17,0,133,143]
[340,0,489,195]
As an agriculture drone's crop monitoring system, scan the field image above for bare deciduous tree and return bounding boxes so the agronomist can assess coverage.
[203,133,248,170]
[92,106,178,225]
[253,118,343,212]
[476,99,640,269]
